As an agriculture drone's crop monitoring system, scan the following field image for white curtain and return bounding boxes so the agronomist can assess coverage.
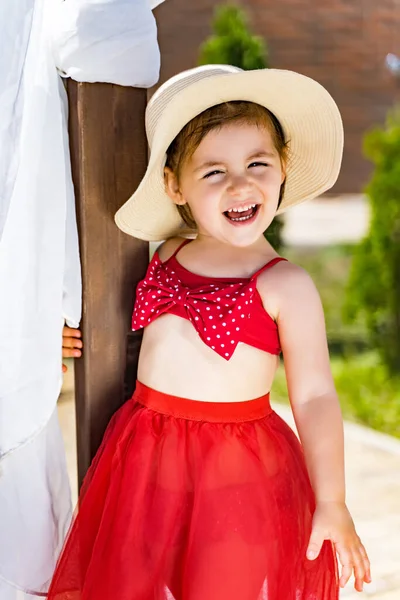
[0,0,165,596]
[51,0,162,86]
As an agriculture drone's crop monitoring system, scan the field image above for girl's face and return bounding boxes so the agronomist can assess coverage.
[165,122,286,247]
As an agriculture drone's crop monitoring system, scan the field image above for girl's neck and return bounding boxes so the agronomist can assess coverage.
[193,233,273,258]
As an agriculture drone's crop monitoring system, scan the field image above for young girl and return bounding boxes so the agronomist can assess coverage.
[54,65,371,599]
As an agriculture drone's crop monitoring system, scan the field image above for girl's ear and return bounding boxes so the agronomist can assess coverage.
[164,167,186,206]
[280,161,286,185]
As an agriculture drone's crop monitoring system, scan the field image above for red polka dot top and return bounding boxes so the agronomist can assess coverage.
[132,240,287,360]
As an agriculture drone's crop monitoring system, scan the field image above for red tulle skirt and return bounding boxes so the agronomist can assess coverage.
[48,381,338,600]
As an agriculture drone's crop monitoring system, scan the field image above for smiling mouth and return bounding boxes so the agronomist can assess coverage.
[223,204,260,222]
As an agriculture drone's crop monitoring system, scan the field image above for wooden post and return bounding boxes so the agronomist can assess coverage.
[67,81,148,486]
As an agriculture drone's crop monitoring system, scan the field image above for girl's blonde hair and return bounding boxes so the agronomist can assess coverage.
[165,101,289,229]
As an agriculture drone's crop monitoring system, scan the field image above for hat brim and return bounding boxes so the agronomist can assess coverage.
[115,69,343,241]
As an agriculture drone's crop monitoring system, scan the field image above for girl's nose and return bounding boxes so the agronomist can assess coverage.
[227,175,252,196]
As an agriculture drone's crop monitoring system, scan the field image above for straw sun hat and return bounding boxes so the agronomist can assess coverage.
[115,65,344,241]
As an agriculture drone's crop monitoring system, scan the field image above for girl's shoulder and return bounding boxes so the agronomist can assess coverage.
[156,237,188,262]
[258,257,312,288]
[257,258,321,320]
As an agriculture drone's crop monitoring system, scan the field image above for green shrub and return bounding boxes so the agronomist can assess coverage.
[344,107,400,375]
[198,5,268,70]
[271,352,400,439]
[284,245,369,352]
[198,4,283,251]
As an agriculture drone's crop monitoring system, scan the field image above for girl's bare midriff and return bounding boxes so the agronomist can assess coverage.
[138,316,279,402]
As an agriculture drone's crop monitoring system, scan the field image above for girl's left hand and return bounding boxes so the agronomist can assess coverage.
[306,501,371,592]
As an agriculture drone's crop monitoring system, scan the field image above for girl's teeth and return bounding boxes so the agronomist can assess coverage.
[224,204,258,222]
[231,204,256,213]
[229,206,258,222]
[231,214,252,221]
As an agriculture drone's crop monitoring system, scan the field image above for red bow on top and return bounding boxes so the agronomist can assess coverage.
[131,253,256,360]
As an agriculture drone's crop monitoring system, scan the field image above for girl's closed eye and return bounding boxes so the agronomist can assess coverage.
[203,163,268,179]
[248,161,269,169]
[203,170,225,179]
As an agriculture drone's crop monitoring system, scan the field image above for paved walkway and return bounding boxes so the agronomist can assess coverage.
[282,194,370,247]
[58,196,400,598]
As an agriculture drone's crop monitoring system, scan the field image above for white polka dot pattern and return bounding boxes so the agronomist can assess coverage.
[131,253,258,360]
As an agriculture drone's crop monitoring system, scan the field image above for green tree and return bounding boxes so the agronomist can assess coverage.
[198,4,284,251]
[344,107,400,375]
[198,4,267,70]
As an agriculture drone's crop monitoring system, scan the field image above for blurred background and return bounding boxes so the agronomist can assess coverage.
[59,2,400,598]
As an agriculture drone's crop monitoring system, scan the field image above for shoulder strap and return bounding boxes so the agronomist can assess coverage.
[251,257,287,280]
[169,238,192,259]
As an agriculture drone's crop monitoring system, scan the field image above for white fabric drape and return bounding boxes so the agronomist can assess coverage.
[0,410,72,598]
[51,0,162,86]
[0,0,165,596]
[0,0,80,595]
